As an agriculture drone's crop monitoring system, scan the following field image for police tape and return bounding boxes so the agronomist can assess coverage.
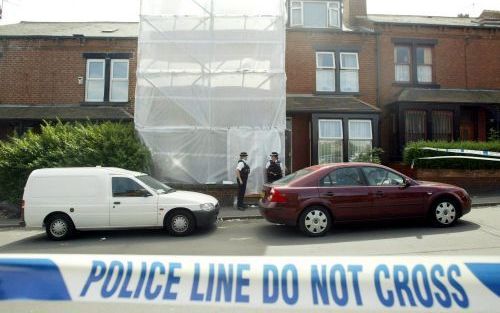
[0,255,499,311]
[419,147,500,158]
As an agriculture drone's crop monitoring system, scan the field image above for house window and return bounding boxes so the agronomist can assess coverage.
[394,46,411,82]
[394,45,434,84]
[417,47,433,83]
[316,52,335,92]
[348,120,372,161]
[318,119,343,164]
[432,111,453,141]
[290,1,340,28]
[340,53,359,92]
[405,110,427,143]
[85,59,129,103]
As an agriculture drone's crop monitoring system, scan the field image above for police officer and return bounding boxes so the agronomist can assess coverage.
[266,152,284,183]
[235,152,250,210]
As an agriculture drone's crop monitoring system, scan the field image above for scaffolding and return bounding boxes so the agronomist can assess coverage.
[135,0,286,193]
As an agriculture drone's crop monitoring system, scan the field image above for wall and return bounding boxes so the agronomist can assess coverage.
[0,37,137,109]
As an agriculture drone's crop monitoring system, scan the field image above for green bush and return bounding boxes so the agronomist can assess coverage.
[403,140,500,170]
[0,121,152,205]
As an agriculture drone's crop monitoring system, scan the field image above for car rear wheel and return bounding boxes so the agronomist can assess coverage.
[165,210,195,236]
[430,199,458,227]
[299,206,331,237]
[45,214,75,241]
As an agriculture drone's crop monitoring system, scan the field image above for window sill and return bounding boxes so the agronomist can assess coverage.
[81,101,130,106]
[392,82,440,89]
[315,91,361,96]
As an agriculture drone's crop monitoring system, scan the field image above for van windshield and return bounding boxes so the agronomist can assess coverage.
[136,175,174,194]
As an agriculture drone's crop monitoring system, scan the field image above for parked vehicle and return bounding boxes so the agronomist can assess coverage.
[23,167,219,240]
[259,163,471,237]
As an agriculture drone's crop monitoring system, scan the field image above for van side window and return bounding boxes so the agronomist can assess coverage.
[112,177,149,197]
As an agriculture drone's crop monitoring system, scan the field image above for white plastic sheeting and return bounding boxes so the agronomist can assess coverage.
[135,0,286,194]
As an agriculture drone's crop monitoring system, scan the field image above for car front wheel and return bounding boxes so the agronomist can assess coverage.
[430,200,458,227]
[165,210,195,236]
[299,206,331,237]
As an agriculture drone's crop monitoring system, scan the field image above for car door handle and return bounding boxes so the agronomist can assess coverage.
[374,191,384,197]
[113,201,121,205]
[322,192,335,197]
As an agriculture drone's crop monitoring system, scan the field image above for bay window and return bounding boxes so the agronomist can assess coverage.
[432,111,453,141]
[405,110,427,143]
[318,119,343,164]
[348,120,372,161]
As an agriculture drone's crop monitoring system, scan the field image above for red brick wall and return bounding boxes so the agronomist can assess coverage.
[286,30,378,106]
[0,38,137,107]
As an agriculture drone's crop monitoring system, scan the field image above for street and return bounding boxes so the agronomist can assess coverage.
[1,205,499,256]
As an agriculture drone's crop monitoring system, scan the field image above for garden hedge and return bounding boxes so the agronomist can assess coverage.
[0,121,151,205]
[403,140,500,170]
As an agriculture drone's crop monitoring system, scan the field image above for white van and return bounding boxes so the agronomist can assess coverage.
[23,167,219,240]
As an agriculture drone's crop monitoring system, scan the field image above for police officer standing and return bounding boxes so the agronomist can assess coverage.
[266,152,284,183]
[235,152,250,210]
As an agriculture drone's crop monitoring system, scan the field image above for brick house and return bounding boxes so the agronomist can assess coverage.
[0,22,136,139]
[365,10,500,160]
[285,0,380,171]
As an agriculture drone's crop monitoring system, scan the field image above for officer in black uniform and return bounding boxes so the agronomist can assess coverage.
[235,152,250,210]
[266,152,284,183]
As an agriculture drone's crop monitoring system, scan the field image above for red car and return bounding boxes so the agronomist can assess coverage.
[259,163,471,237]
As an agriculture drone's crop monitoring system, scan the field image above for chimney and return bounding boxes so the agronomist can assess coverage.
[343,0,367,28]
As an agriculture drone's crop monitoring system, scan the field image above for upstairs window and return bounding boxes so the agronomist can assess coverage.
[85,57,129,103]
[416,47,433,83]
[316,52,336,92]
[290,1,340,28]
[394,44,434,85]
[394,46,411,83]
[340,52,359,92]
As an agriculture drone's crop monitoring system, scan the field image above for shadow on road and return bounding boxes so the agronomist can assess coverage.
[254,219,481,246]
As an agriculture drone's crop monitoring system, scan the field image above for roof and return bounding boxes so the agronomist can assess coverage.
[0,22,139,38]
[366,13,500,28]
[397,88,500,104]
[287,95,380,113]
[30,167,146,177]
[0,105,133,120]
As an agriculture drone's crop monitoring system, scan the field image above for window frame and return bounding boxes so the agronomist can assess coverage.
[394,46,411,83]
[111,176,152,198]
[316,51,336,92]
[361,166,405,187]
[85,59,106,102]
[318,119,343,164]
[109,59,130,102]
[393,43,436,85]
[416,46,433,83]
[339,52,360,92]
[319,167,366,187]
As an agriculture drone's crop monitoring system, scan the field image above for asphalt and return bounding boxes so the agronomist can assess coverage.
[1,194,499,228]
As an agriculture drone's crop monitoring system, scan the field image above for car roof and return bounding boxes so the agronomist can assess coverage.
[30,167,146,177]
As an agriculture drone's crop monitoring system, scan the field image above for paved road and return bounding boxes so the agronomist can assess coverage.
[1,205,499,256]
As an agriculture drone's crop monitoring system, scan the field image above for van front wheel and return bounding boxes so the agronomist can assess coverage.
[165,210,195,236]
[46,214,74,241]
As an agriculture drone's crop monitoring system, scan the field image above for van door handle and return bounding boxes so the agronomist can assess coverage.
[113,201,121,205]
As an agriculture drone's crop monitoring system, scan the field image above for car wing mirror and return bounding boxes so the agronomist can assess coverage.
[401,178,411,188]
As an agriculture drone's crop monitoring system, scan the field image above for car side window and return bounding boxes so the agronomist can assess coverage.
[112,177,149,197]
[321,168,364,187]
[361,167,404,186]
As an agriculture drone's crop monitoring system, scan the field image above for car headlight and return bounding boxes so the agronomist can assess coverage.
[200,203,215,211]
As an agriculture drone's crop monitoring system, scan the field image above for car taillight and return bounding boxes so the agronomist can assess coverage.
[268,188,287,203]
[20,200,25,222]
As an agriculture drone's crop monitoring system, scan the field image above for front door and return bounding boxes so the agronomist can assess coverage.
[318,167,371,221]
[361,167,424,219]
[110,176,158,227]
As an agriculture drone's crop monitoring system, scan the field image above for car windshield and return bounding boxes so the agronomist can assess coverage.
[272,168,314,185]
[135,175,174,194]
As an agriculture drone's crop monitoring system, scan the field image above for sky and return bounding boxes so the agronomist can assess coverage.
[1,0,500,25]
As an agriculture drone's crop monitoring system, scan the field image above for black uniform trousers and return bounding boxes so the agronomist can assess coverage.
[237,178,247,207]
